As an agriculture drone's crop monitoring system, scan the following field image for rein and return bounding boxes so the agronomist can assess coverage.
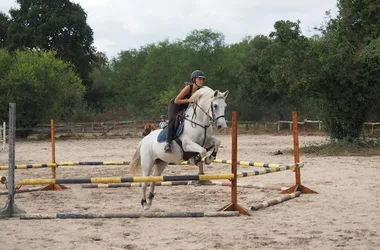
[180,97,225,147]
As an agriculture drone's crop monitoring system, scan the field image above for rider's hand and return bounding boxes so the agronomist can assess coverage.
[187,97,195,103]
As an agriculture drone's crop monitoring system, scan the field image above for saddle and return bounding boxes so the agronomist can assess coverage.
[157,111,212,161]
[157,110,186,143]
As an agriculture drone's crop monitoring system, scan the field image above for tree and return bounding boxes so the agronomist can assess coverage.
[0,49,85,133]
[92,51,109,69]
[7,0,96,90]
[237,21,320,121]
[312,0,380,140]
[337,0,380,46]
[0,12,9,48]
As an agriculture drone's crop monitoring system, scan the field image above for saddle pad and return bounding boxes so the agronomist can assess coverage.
[157,122,185,143]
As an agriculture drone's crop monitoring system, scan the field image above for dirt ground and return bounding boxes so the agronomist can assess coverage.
[0,133,379,250]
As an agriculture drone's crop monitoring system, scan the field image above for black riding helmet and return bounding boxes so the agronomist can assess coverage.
[190,70,206,82]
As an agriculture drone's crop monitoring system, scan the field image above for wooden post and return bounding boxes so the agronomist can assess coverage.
[219,111,252,215]
[41,120,67,191]
[51,119,56,178]
[281,111,317,194]
[0,103,25,217]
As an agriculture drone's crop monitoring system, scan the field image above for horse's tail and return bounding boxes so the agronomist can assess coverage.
[129,140,142,176]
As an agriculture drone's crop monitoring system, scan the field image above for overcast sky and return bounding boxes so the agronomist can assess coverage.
[1,0,338,59]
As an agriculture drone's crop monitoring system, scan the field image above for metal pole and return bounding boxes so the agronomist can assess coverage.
[0,103,25,217]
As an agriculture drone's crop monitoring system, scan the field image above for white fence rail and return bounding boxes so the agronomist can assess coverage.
[10,119,380,136]
[364,122,380,135]
[265,119,323,131]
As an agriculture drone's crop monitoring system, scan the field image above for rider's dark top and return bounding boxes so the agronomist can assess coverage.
[171,84,194,111]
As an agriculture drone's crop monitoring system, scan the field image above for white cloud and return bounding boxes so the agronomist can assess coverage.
[0,0,338,58]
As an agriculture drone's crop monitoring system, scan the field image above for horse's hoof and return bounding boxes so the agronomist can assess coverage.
[205,157,213,165]
[143,204,151,210]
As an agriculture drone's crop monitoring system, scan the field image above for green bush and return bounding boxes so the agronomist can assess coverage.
[0,49,85,135]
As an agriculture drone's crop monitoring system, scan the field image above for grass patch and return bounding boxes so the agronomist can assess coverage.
[300,138,380,156]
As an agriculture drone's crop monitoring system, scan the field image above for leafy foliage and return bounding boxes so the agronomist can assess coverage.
[0,0,380,142]
[312,0,380,140]
[6,0,96,90]
[0,49,85,132]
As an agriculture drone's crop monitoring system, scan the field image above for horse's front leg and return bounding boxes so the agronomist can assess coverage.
[183,141,208,162]
[182,140,207,170]
[204,136,221,165]
[198,161,205,175]
[182,141,214,185]
[193,154,215,185]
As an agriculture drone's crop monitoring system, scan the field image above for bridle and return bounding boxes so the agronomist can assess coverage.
[181,97,225,146]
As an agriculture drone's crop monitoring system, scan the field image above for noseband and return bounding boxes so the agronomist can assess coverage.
[210,102,225,123]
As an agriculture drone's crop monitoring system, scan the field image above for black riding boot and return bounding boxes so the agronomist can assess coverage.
[165,126,173,153]
[166,100,178,153]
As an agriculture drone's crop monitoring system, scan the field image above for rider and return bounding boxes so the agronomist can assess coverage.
[164,70,206,153]
[159,115,168,129]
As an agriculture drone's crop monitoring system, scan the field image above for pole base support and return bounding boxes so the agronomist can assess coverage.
[281,184,317,194]
[41,184,68,191]
[218,202,252,216]
[0,199,26,218]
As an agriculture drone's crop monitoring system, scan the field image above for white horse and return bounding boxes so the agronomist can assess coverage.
[130,86,229,210]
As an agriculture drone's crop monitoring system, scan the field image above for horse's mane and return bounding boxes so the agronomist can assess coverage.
[190,86,214,102]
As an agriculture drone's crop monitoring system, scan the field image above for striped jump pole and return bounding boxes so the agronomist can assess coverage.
[0,159,297,171]
[81,181,288,191]
[0,162,130,170]
[18,174,234,185]
[57,161,130,166]
[19,211,240,219]
[237,163,303,178]
[250,191,301,211]
[0,186,44,196]
[0,163,57,171]
[82,181,197,188]
[212,159,297,169]
[216,182,288,191]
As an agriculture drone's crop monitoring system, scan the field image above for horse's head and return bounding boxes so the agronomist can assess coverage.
[211,89,229,130]
[191,86,229,131]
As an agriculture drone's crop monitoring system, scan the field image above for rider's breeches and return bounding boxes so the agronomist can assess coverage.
[167,100,182,143]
